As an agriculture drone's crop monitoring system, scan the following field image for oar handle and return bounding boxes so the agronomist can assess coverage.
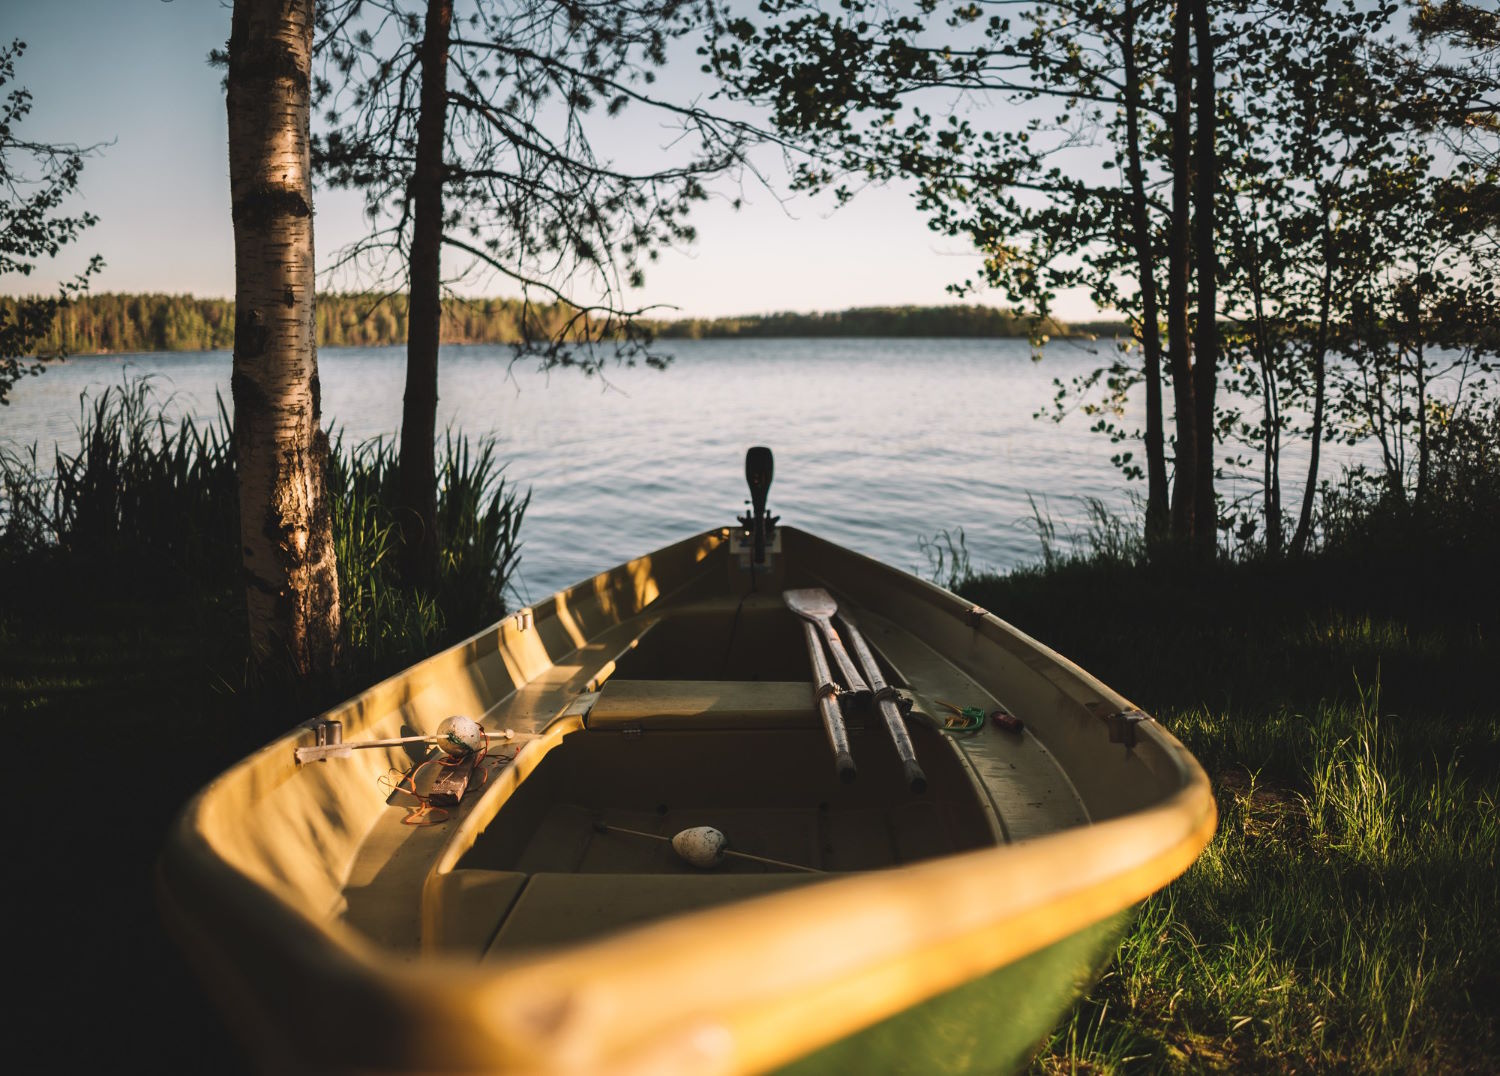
[801,620,857,783]
[838,614,928,794]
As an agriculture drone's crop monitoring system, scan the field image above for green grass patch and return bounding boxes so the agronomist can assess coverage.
[960,549,1498,1072]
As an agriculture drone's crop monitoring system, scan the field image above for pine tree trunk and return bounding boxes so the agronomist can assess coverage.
[1167,0,1197,543]
[1122,0,1169,546]
[1191,0,1219,556]
[227,0,340,677]
[397,0,453,591]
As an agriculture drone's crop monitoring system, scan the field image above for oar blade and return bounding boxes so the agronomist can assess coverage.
[783,587,839,621]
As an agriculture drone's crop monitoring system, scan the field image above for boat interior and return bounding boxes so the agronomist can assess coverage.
[455,600,1006,957]
[320,541,1111,965]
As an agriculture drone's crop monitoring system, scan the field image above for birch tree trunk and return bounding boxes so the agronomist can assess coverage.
[227,0,341,676]
[396,0,454,592]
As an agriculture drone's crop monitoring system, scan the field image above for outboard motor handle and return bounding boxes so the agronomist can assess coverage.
[737,446,779,569]
[745,446,773,518]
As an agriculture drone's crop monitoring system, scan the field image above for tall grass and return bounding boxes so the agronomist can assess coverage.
[918,525,974,590]
[324,430,529,674]
[1027,679,1497,1072]
[0,377,529,680]
[957,475,1498,1071]
[1025,493,1147,572]
[0,379,237,577]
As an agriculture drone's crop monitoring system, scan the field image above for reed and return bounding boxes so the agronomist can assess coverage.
[0,377,528,680]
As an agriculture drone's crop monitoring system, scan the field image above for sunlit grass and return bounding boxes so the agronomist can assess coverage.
[961,545,1499,1072]
[1022,686,1496,1071]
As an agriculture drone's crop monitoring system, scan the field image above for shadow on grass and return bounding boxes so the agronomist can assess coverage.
[4,558,263,1071]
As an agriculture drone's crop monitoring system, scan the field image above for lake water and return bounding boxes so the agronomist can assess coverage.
[3,338,1284,600]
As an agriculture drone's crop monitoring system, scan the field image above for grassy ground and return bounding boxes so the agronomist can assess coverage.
[958,547,1499,1072]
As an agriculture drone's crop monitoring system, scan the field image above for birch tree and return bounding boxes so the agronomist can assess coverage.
[227,0,341,676]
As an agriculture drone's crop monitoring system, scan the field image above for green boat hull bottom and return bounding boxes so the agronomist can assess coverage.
[777,909,1135,1076]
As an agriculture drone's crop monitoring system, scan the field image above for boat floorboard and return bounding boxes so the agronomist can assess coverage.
[484,872,826,957]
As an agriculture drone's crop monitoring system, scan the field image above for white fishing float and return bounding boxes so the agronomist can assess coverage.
[435,714,486,757]
[671,825,730,868]
[591,822,823,873]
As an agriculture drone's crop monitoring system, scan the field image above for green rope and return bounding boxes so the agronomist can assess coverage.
[939,705,987,734]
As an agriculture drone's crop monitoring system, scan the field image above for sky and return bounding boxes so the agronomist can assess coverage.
[0,0,1101,321]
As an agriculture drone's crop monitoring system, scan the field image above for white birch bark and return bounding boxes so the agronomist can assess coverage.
[227,0,340,675]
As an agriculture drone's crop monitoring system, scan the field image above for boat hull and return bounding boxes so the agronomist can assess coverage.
[159,526,1214,1073]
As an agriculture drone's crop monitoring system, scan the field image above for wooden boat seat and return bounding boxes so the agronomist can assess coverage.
[483,872,826,957]
[585,679,819,729]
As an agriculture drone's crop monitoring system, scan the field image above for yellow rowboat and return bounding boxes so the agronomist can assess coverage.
[160,451,1215,1074]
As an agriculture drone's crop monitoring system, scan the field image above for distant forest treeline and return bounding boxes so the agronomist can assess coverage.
[1,293,1097,355]
[649,305,1071,339]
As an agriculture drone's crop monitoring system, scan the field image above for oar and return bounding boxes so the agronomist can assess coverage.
[836,611,928,794]
[784,588,870,698]
[592,823,824,873]
[799,618,858,783]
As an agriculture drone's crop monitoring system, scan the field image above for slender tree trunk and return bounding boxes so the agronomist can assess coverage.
[397,0,454,591]
[227,0,340,677]
[1414,338,1430,507]
[1122,0,1169,546]
[1263,361,1283,554]
[1167,0,1197,542]
[1292,198,1334,555]
[1191,0,1218,556]
[1251,273,1282,554]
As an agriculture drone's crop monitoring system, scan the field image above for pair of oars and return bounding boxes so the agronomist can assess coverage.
[783,588,928,793]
